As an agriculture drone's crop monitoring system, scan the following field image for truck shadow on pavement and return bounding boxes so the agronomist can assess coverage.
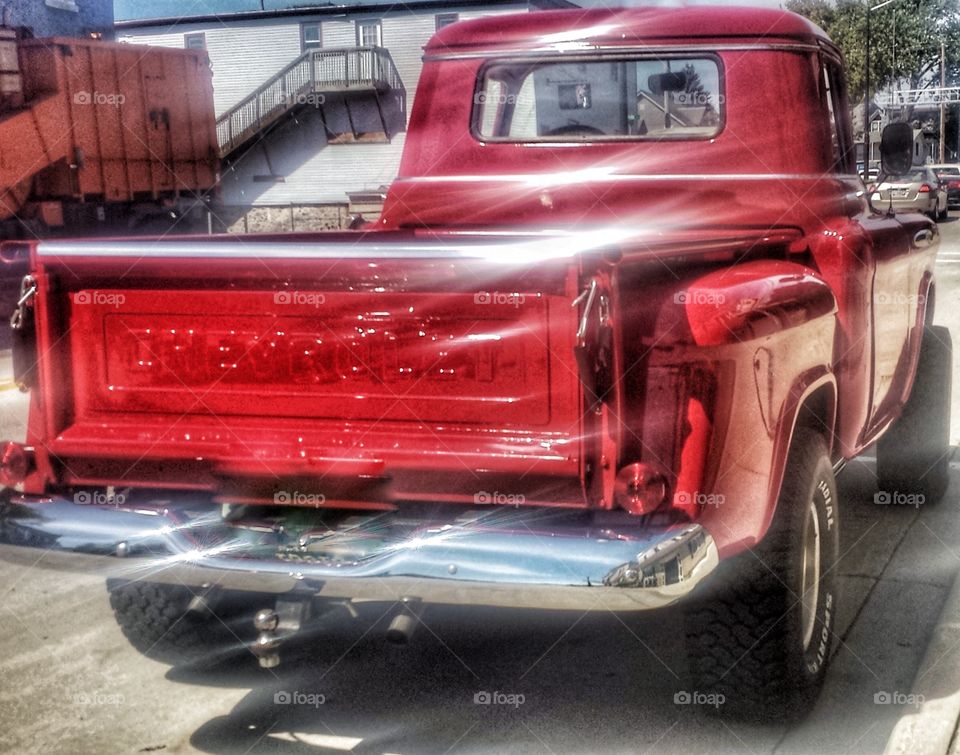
[161,452,957,755]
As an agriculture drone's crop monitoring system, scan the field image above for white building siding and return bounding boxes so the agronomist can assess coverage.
[120,21,303,116]
[119,5,526,207]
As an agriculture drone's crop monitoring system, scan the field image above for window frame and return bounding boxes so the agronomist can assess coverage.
[818,55,854,174]
[471,53,727,144]
[301,22,322,51]
[184,32,206,50]
[436,13,459,31]
[356,19,383,47]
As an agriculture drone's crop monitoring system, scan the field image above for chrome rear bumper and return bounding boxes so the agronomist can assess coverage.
[0,492,718,611]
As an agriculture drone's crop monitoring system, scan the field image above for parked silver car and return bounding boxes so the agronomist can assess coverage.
[869,166,948,221]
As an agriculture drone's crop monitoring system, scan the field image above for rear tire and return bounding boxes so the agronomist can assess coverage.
[684,429,839,720]
[877,325,952,504]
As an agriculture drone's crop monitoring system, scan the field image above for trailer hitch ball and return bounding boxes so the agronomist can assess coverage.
[253,608,281,668]
[254,608,280,632]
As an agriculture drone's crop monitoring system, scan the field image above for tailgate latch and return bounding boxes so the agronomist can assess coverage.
[9,274,36,331]
[10,275,38,391]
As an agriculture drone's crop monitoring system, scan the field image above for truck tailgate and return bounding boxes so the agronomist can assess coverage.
[25,235,586,506]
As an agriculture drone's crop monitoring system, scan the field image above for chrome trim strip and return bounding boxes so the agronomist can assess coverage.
[36,239,586,262]
[423,42,820,62]
[35,220,813,261]
[0,494,719,611]
[394,173,863,183]
[913,229,936,250]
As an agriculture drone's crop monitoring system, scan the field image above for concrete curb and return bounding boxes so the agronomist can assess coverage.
[885,570,960,754]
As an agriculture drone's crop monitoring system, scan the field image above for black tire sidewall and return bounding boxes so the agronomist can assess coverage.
[790,448,840,682]
[770,431,840,696]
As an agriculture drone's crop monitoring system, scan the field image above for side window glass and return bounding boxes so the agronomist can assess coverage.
[821,61,852,174]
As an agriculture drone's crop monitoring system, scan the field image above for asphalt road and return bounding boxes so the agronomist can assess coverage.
[2,217,960,754]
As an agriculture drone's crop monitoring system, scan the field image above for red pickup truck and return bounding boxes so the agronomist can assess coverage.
[0,7,951,718]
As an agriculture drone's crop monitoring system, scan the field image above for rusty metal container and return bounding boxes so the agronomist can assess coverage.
[0,36,218,219]
[0,28,23,110]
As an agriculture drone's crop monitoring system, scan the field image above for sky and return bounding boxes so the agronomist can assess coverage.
[114,0,785,23]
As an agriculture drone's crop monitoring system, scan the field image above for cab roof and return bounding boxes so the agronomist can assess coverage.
[428,6,832,53]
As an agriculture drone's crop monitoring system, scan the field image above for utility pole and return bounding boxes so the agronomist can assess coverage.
[940,41,946,163]
[864,6,871,164]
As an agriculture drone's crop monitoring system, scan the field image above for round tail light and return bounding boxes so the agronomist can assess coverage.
[0,442,32,487]
[614,463,669,515]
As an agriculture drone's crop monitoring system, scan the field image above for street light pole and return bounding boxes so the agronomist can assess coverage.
[940,40,946,163]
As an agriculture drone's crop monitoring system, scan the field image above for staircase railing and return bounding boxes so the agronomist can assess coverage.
[215,46,403,158]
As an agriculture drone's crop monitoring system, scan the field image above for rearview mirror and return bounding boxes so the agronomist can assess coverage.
[880,122,913,177]
[648,72,687,95]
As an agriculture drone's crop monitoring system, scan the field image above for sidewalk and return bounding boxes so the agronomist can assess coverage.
[885,459,960,754]
[0,348,12,390]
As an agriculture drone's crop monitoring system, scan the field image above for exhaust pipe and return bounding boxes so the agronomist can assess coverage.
[386,597,423,645]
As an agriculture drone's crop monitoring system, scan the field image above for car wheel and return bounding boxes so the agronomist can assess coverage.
[684,428,839,721]
[877,325,952,503]
[938,203,949,221]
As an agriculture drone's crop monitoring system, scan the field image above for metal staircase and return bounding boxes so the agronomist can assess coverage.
[215,46,404,158]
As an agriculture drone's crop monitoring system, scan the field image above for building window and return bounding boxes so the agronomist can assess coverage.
[184,33,206,50]
[357,20,382,47]
[436,13,459,30]
[301,23,321,51]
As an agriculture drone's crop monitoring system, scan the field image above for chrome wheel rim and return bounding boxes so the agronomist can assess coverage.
[800,497,821,651]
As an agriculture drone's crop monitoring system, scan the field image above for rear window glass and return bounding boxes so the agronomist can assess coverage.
[935,167,960,175]
[896,169,930,182]
[474,56,723,141]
